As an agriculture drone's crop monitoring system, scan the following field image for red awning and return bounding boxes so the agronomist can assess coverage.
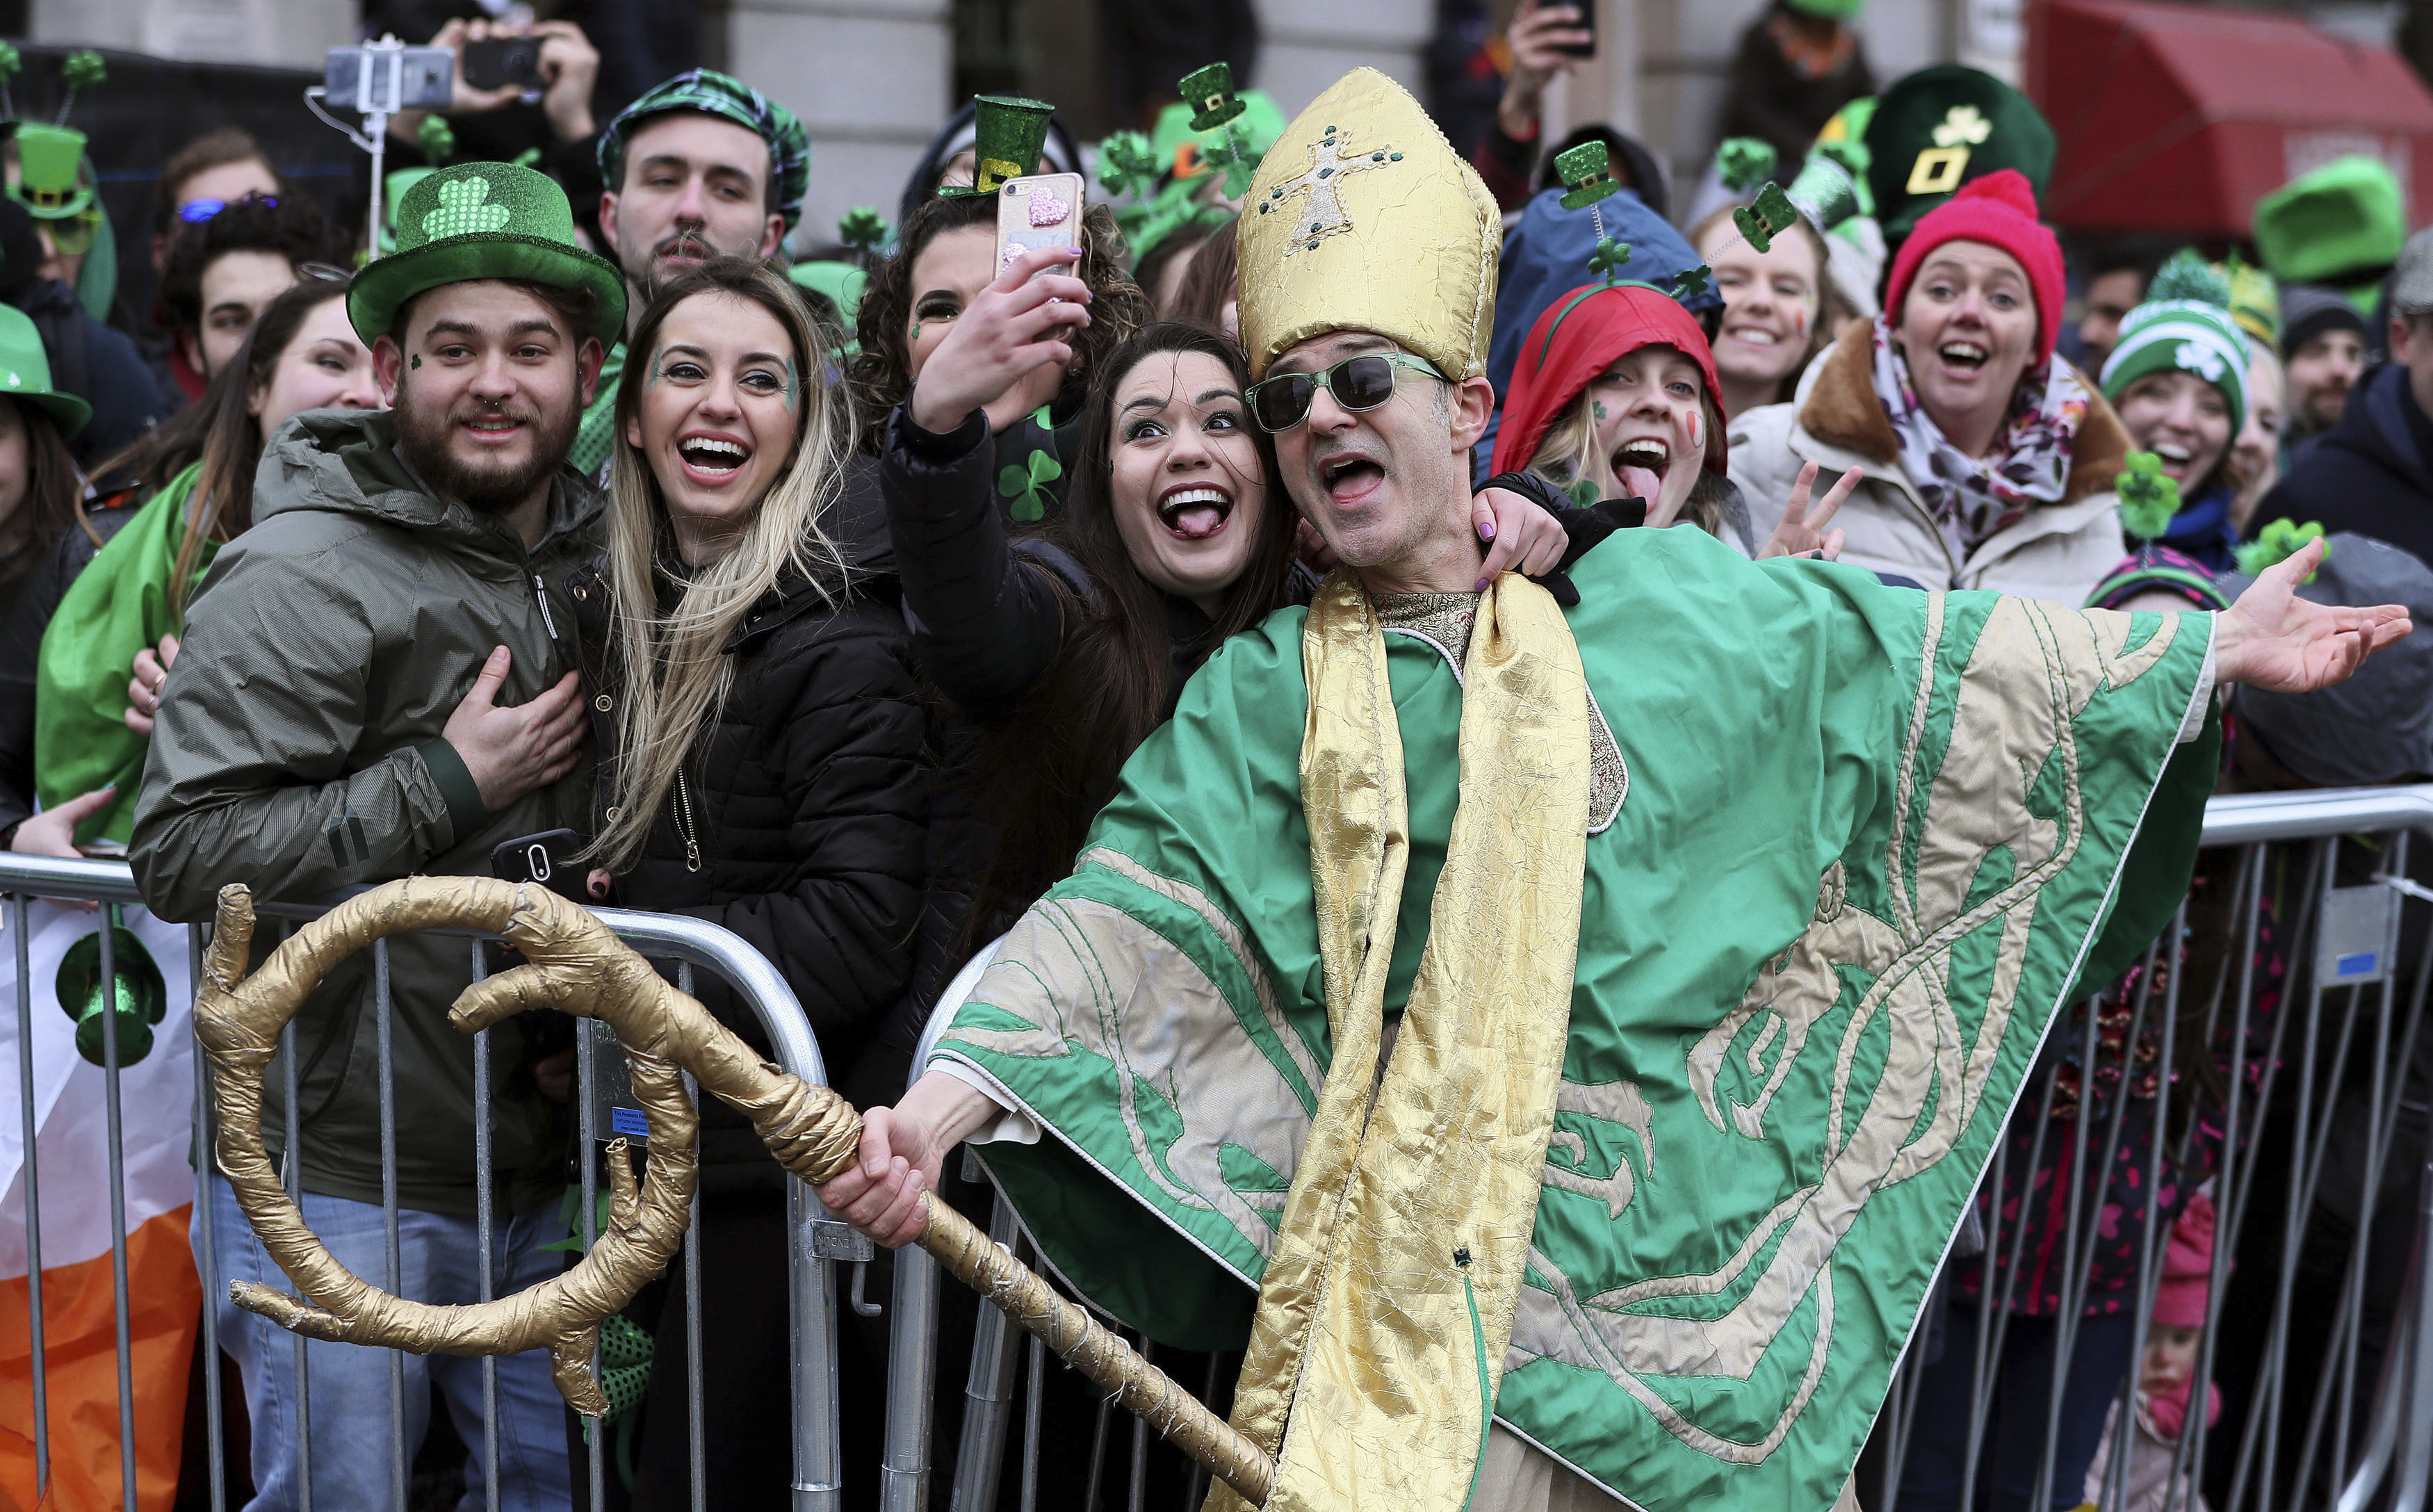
[2026,0,2433,238]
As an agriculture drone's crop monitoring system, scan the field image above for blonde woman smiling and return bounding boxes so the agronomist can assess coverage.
[569,255,929,1504]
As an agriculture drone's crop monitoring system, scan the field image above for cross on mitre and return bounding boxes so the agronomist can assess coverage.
[1256,123,1403,257]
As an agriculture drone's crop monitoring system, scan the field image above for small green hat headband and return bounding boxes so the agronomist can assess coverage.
[1554,141,1618,211]
[959,95,1055,196]
[1180,63,1243,132]
[10,123,91,219]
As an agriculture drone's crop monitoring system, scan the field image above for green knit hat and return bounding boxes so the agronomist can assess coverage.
[596,69,811,234]
[0,302,87,437]
[2099,250,2249,434]
[349,161,627,346]
[1864,65,2053,241]
[2253,155,2404,286]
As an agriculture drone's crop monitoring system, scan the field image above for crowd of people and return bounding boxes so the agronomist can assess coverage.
[1,5,2428,1510]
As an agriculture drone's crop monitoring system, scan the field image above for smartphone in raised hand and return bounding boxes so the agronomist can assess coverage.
[994,172,1088,284]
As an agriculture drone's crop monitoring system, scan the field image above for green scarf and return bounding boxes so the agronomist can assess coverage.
[36,462,211,845]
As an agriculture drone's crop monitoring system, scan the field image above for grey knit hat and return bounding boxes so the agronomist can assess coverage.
[2233,533,2433,786]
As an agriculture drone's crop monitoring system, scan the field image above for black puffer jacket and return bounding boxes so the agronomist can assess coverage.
[570,543,931,1186]
[0,499,142,838]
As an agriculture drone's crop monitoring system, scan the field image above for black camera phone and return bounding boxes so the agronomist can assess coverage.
[1555,1,1598,59]
[490,828,588,902]
[462,36,544,92]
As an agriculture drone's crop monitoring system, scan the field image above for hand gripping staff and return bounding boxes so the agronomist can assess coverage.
[194,876,1276,1506]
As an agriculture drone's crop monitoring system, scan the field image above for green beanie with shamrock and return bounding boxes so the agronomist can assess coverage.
[2099,249,2249,435]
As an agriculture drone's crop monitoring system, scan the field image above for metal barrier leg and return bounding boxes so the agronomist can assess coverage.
[97,915,138,1509]
[471,939,501,1512]
[881,1233,941,1512]
[676,962,707,1512]
[13,893,47,1499]
[790,1176,845,1510]
[950,1191,1023,1512]
[375,939,407,1508]
[281,987,314,1511]
[2395,1155,2433,1512]
[192,919,227,1512]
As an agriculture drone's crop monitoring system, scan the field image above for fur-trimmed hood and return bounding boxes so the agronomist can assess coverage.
[1792,318,2129,510]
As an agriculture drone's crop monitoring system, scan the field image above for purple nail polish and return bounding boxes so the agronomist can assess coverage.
[1479,520,1495,540]
[1475,578,1490,592]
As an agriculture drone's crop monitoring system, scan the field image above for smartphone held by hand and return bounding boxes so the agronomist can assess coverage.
[995,172,1088,284]
[1556,1,1598,58]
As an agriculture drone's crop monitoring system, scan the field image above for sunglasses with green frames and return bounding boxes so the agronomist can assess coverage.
[1245,351,1447,433]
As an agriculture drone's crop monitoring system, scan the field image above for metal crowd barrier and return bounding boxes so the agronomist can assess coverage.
[882,783,2433,1512]
[1,851,856,1512]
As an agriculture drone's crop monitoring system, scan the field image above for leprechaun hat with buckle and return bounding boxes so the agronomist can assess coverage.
[348,160,627,346]
[6,122,94,220]
[941,94,1056,197]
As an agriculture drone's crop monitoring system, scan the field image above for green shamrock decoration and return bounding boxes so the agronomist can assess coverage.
[1716,138,1777,194]
[998,427,1062,522]
[2115,450,2181,540]
[2234,517,2329,581]
[62,50,104,92]
[1730,183,1800,254]
[0,43,22,87]
[1587,236,1632,285]
[416,113,455,165]
[1199,122,1260,200]
[1097,130,1161,202]
[1670,265,1713,302]
[423,175,511,238]
[838,206,889,257]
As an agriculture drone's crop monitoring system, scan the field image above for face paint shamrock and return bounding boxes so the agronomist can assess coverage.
[2114,450,2182,541]
[423,175,511,238]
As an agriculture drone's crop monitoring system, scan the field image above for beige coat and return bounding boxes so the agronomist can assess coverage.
[1729,320,2132,602]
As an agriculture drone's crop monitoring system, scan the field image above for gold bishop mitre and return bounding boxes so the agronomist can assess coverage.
[1237,68,1502,382]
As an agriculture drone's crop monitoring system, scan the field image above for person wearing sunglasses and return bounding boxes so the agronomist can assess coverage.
[0,197,171,471]
[156,191,341,403]
[824,71,2407,1512]
[149,126,285,275]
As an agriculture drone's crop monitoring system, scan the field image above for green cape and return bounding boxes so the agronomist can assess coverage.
[936,528,2216,1511]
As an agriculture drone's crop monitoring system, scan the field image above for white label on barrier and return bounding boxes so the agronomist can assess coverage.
[2317,884,2398,986]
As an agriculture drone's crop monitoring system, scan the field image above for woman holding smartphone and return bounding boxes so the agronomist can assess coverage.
[570,256,930,1504]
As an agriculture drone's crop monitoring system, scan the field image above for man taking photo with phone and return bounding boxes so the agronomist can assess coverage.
[131,161,618,1511]
[568,69,810,478]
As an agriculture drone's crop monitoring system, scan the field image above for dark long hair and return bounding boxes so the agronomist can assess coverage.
[967,320,1296,933]
[847,189,1148,449]
[0,396,83,596]
[86,277,351,619]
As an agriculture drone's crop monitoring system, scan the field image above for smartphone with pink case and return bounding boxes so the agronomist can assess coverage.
[993,172,1087,283]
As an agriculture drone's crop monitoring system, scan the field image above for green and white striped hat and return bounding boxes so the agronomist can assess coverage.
[2099,248,2248,434]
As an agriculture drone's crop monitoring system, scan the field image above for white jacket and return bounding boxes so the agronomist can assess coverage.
[1728,320,2131,603]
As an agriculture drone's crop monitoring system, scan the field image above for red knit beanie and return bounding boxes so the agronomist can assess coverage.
[2150,1192,2218,1330]
[1882,169,2067,366]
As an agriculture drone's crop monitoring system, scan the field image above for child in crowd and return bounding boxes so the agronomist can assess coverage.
[2083,1193,2219,1512]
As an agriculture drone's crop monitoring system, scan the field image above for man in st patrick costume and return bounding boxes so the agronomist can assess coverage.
[819,70,2409,1512]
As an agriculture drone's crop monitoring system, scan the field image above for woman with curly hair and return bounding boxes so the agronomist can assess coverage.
[847,188,1148,524]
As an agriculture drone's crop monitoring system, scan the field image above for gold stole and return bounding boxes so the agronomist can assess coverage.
[1207,570,1593,1512]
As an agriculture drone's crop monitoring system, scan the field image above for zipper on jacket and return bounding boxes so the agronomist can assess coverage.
[674,771,702,872]
[531,573,560,642]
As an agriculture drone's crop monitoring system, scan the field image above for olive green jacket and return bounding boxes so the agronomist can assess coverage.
[131,408,599,1215]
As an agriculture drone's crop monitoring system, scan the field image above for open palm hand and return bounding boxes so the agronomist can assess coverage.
[2215,539,2412,692]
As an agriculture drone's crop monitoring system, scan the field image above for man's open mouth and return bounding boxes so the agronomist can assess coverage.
[677,432,752,481]
[1318,450,1385,506]
[1157,482,1234,540]
[462,414,525,444]
[1611,437,1672,503]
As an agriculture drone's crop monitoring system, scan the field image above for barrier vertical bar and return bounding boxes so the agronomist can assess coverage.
[282,1000,313,1511]
[15,891,47,1497]
[578,1009,605,1511]
[471,938,499,1511]
[788,1172,845,1510]
[193,919,227,1512]
[1128,1339,1153,1512]
[97,913,138,1509]
[951,1192,1023,1510]
[375,938,406,1507]
[1020,1333,1045,1512]
[678,961,706,1512]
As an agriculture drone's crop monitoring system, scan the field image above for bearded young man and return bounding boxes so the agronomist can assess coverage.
[130,161,619,1511]
[567,70,810,478]
[818,71,2409,1512]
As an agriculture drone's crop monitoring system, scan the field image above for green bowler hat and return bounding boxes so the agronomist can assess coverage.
[0,303,89,437]
[2254,156,2404,286]
[1864,64,2053,240]
[950,95,1055,196]
[348,161,627,346]
[9,123,94,219]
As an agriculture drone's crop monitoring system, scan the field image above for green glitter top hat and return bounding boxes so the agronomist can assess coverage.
[1554,140,1619,211]
[947,94,1056,197]
[1181,62,1244,132]
[348,160,627,345]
